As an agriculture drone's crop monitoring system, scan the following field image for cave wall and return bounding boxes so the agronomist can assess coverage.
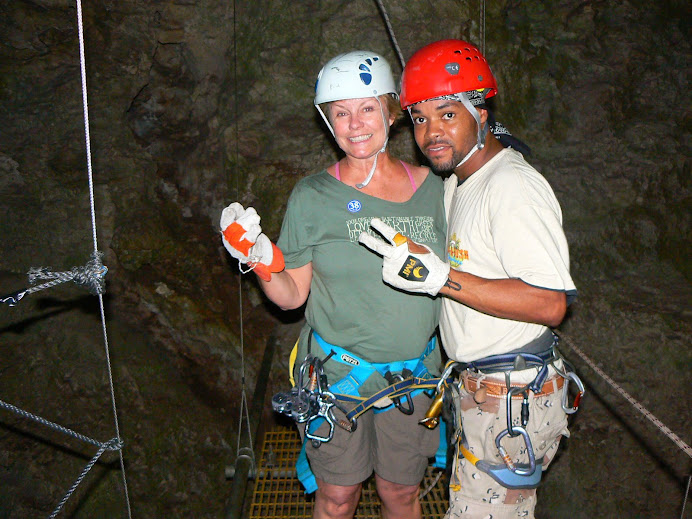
[0,1,690,517]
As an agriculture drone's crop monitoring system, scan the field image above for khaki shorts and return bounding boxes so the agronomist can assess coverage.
[301,393,440,487]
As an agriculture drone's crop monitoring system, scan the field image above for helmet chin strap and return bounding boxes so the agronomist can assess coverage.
[356,97,389,189]
[454,92,488,168]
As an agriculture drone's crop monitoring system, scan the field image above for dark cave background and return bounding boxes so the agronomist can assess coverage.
[0,1,690,518]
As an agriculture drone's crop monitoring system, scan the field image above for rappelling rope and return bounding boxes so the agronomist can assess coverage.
[232,0,256,478]
[479,0,486,55]
[560,332,691,517]
[75,1,132,516]
[374,0,405,69]
[559,332,692,459]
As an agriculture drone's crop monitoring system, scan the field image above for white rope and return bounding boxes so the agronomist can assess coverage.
[75,1,132,517]
[559,333,692,459]
[232,0,256,473]
[419,469,444,499]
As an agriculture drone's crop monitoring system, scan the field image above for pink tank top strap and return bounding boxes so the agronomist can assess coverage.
[335,161,341,181]
[401,161,417,192]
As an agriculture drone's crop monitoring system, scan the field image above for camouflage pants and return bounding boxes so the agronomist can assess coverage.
[445,366,570,519]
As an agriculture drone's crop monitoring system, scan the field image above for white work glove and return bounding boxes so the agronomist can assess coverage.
[220,202,284,281]
[358,217,450,296]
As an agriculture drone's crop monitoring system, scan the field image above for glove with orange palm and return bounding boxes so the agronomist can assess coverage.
[220,203,284,281]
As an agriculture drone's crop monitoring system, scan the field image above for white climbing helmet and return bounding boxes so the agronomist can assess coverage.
[314,51,397,188]
[314,51,397,105]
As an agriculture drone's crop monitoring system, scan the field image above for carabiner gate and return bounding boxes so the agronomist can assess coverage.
[561,371,585,414]
[495,426,537,476]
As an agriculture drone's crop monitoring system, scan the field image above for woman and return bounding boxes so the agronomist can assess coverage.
[221,51,446,519]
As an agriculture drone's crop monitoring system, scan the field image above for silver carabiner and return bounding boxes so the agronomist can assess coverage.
[305,395,336,445]
[495,426,537,476]
[437,361,463,393]
[505,386,526,435]
[0,290,26,307]
[561,371,585,414]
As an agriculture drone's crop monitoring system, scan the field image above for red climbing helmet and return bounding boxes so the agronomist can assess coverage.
[400,39,498,109]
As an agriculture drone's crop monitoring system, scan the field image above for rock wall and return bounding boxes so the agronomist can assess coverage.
[0,1,689,517]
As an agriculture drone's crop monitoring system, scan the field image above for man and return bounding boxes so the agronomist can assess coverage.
[359,39,581,518]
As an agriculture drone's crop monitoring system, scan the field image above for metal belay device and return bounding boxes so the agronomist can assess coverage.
[272,353,357,447]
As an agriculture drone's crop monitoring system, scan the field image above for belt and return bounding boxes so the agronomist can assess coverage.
[463,372,565,399]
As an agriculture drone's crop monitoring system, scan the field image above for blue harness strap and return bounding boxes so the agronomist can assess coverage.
[312,332,436,398]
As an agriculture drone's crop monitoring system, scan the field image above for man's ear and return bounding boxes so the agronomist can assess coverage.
[478,107,489,125]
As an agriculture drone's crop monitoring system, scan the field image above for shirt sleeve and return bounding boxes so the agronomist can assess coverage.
[276,182,314,269]
[488,169,578,302]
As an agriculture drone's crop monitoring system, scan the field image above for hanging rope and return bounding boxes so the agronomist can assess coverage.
[559,333,692,459]
[75,0,132,515]
[479,0,486,55]
[374,0,405,69]
[232,0,256,478]
[0,2,132,517]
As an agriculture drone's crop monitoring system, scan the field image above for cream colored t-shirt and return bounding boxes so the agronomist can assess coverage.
[441,148,577,362]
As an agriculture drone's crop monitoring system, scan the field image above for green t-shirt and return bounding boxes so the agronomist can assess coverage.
[277,168,447,396]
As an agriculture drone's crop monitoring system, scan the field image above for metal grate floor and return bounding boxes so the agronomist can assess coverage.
[248,425,449,518]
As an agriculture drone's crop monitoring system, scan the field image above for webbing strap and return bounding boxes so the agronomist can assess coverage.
[466,351,552,393]
[296,432,319,494]
[311,332,436,398]
[336,376,440,421]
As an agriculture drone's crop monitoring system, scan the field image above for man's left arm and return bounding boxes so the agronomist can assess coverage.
[439,269,567,328]
[358,217,568,328]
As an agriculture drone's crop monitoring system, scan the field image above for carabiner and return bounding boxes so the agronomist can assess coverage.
[384,370,414,415]
[495,426,537,476]
[0,289,26,307]
[561,371,585,414]
[305,398,336,446]
[505,386,525,436]
[437,361,463,393]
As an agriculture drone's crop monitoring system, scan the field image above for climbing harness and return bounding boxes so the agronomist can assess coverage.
[423,335,585,490]
[273,331,442,442]
[272,330,448,493]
